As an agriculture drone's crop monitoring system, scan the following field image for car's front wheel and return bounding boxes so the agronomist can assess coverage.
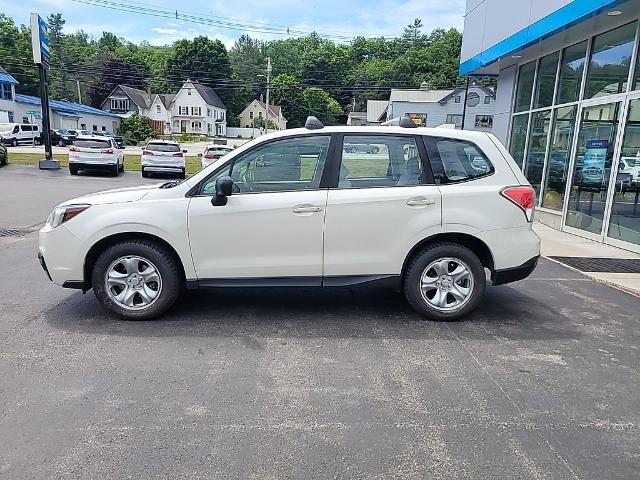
[92,240,183,320]
[403,243,486,321]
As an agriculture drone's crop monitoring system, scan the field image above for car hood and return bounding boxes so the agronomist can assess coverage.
[60,183,165,206]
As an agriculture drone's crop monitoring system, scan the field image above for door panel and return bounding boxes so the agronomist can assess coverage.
[324,134,441,277]
[188,191,327,280]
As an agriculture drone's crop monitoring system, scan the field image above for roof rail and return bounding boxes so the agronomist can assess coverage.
[305,116,324,130]
[399,116,419,128]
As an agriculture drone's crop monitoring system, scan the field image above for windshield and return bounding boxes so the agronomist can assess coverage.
[147,143,180,152]
[0,123,13,134]
[58,129,70,135]
[75,139,111,149]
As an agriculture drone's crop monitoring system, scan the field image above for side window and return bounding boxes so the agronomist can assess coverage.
[200,135,331,195]
[339,135,423,188]
[425,137,494,184]
[12,126,19,134]
[21,125,32,132]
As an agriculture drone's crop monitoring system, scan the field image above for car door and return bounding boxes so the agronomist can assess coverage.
[323,134,442,279]
[187,134,334,284]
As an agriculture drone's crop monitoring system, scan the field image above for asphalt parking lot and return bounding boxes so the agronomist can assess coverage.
[1,165,639,479]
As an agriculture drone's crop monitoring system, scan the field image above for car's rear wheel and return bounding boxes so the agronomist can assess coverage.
[92,240,182,320]
[403,243,485,321]
[11,138,17,147]
[141,167,149,178]
[180,168,186,179]
[69,164,79,175]
[58,140,65,147]
[119,161,125,173]
[112,164,119,177]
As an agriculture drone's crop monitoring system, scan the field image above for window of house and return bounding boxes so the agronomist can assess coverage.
[156,105,161,114]
[515,61,536,112]
[110,98,129,111]
[187,89,191,95]
[22,117,29,124]
[509,114,529,168]
[424,137,494,184]
[179,106,188,115]
[484,96,491,104]
[191,121,202,130]
[454,96,461,103]
[258,111,263,118]
[93,125,98,131]
[585,22,637,99]
[101,126,106,131]
[221,112,225,121]
[249,111,254,120]
[446,114,463,128]
[557,41,588,104]
[534,51,560,108]
[80,123,86,129]
[0,83,12,100]
[207,108,211,117]
[191,106,201,116]
[200,135,331,195]
[474,115,493,128]
[339,136,422,188]
[523,110,552,195]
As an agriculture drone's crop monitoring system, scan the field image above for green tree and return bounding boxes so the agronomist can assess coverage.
[87,56,146,107]
[119,114,155,144]
[302,87,343,125]
[271,73,305,128]
[403,18,424,44]
[229,34,265,99]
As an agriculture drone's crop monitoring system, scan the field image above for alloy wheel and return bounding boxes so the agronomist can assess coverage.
[105,255,163,311]
[419,257,474,312]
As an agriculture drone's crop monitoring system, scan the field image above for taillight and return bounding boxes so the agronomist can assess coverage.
[501,186,535,222]
[173,152,183,157]
[101,149,114,154]
[69,146,79,152]
[143,150,154,156]
[204,153,214,159]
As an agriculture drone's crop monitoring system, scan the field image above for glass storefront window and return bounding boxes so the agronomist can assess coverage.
[509,114,529,168]
[515,61,536,112]
[585,22,637,99]
[565,102,621,234]
[534,52,559,108]
[541,106,577,210]
[524,110,552,196]
[557,41,588,105]
[607,98,640,246]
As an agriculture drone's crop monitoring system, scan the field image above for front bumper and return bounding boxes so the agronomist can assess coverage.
[492,256,539,286]
[38,225,85,287]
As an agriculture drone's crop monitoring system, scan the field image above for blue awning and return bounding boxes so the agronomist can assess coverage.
[0,73,19,85]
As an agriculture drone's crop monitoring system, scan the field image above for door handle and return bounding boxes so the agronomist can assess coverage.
[292,204,322,214]
[406,197,436,207]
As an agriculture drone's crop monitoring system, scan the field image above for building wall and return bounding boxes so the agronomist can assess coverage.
[492,65,518,145]
[0,84,16,122]
[227,127,278,139]
[171,81,226,136]
[388,86,496,132]
[239,100,286,130]
[11,101,120,132]
[462,0,573,64]
[146,96,172,134]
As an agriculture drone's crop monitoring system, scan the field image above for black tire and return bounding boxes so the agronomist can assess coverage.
[58,140,65,147]
[141,168,149,178]
[112,164,119,177]
[34,137,40,146]
[119,161,125,173]
[92,240,183,320]
[403,243,486,321]
[11,138,17,147]
[180,168,186,179]
[69,164,79,175]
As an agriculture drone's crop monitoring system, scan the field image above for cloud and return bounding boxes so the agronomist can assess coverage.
[153,27,179,35]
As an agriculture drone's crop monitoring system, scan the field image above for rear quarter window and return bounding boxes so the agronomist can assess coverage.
[424,137,494,184]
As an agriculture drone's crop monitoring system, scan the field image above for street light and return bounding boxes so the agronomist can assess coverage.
[256,57,272,131]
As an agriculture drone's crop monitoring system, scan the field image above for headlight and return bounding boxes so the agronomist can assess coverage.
[46,204,91,228]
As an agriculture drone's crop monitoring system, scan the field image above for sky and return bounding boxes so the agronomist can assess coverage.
[1,0,465,48]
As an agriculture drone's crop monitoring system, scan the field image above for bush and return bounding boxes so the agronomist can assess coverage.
[178,134,196,143]
[119,115,155,145]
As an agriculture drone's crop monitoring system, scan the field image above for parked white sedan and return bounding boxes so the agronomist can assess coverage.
[39,117,540,322]
[141,140,187,179]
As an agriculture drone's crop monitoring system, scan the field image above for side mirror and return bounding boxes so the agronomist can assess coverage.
[183,149,188,153]
[211,176,234,206]
[197,153,203,158]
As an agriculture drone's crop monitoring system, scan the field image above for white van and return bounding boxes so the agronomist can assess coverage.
[0,123,41,146]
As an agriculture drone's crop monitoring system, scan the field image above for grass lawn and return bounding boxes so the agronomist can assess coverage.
[7,153,202,175]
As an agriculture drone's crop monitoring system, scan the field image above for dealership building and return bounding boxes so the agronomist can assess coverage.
[461,0,640,253]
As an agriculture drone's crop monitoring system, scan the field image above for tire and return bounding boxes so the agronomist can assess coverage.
[403,243,486,321]
[180,168,186,179]
[141,168,149,178]
[119,161,125,173]
[92,240,183,320]
[34,137,40,146]
[58,140,65,147]
[11,138,17,147]
[69,164,79,175]
[112,164,119,177]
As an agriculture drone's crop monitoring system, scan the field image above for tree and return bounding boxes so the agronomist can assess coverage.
[271,73,305,128]
[251,116,277,130]
[302,87,343,125]
[86,56,146,107]
[230,34,265,99]
[403,18,424,44]
[98,31,121,53]
[119,114,155,144]
[0,15,39,95]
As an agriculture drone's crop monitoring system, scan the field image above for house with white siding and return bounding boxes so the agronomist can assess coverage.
[387,81,496,131]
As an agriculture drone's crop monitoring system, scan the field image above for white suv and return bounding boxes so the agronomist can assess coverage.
[141,140,186,178]
[38,118,540,321]
[69,135,125,176]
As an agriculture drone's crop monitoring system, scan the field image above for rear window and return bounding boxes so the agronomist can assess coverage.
[424,137,494,184]
[147,143,180,153]
[75,139,111,149]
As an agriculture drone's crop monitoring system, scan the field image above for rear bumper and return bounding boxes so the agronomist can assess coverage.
[142,165,185,173]
[492,256,539,286]
[69,161,117,171]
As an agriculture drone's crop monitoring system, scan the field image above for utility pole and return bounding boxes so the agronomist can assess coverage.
[265,57,272,130]
[76,80,82,103]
